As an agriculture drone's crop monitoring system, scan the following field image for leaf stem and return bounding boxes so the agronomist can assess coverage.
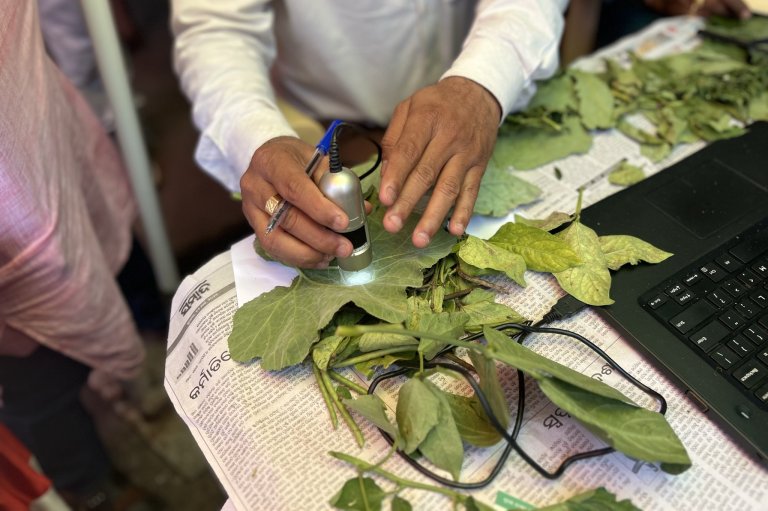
[336,325,485,355]
[332,347,417,369]
[321,369,365,447]
[312,362,338,429]
[328,369,369,395]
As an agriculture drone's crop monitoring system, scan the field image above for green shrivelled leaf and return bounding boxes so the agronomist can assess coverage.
[572,70,614,130]
[599,235,673,270]
[608,161,645,186]
[358,329,417,352]
[462,299,527,333]
[553,220,614,306]
[474,161,542,217]
[535,487,641,511]
[515,212,574,232]
[356,353,415,379]
[330,477,386,511]
[443,393,502,447]
[396,377,441,454]
[419,381,465,480]
[489,222,582,273]
[493,116,592,170]
[483,328,632,403]
[640,142,672,163]
[313,335,348,370]
[343,394,399,440]
[538,378,691,473]
[415,311,470,360]
[228,208,456,369]
[528,73,579,112]
[456,235,527,287]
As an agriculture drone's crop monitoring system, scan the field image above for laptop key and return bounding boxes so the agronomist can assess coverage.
[758,348,768,365]
[689,321,730,351]
[683,271,703,286]
[665,283,685,296]
[723,279,747,297]
[750,290,768,308]
[710,346,739,369]
[730,230,768,263]
[647,294,668,309]
[755,382,768,403]
[715,253,739,272]
[675,290,695,305]
[701,263,727,282]
[669,300,717,334]
[727,334,755,356]
[736,298,760,319]
[743,324,768,345]
[738,269,760,287]
[719,310,744,330]
[751,259,768,278]
[732,361,767,389]
[707,289,733,307]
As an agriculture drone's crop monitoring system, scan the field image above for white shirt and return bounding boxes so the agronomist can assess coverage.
[171,0,568,192]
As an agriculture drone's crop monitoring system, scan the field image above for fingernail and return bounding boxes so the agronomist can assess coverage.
[336,243,351,258]
[315,259,330,269]
[333,215,347,231]
[415,231,430,247]
[452,222,465,235]
[385,186,397,204]
[387,214,403,232]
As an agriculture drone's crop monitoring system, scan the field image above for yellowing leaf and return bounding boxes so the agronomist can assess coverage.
[608,160,645,186]
[489,222,581,273]
[457,236,527,287]
[599,235,673,270]
[553,221,613,306]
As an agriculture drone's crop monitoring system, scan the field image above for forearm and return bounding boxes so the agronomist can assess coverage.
[171,0,296,192]
[441,0,568,119]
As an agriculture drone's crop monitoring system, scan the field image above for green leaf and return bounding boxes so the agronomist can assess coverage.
[391,496,413,511]
[475,161,542,217]
[608,161,645,187]
[493,116,592,170]
[413,311,469,360]
[528,73,579,112]
[443,393,502,447]
[538,378,691,473]
[599,235,673,270]
[456,235,527,287]
[489,222,581,273]
[483,328,631,403]
[534,487,640,511]
[419,381,465,480]
[468,350,509,429]
[465,497,497,511]
[749,92,768,121]
[572,70,614,130]
[343,394,398,440]
[358,329,418,352]
[330,477,386,511]
[313,335,348,371]
[553,221,613,306]
[228,208,456,369]
[462,300,526,333]
[396,377,441,454]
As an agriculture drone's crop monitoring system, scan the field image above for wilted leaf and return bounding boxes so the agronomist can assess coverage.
[462,299,526,332]
[599,235,673,270]
[396,377,441,454]
[608,161,645,186]
[469,350,509,429]
[515,212,574,232]
[493,116,592,170]
[419,381,465,480]
[313,335,348,370]
[343,394,398,440]
[572,70,614,130]
[474,161,542,217]
[229,209,456,369]
[443,393,502,447]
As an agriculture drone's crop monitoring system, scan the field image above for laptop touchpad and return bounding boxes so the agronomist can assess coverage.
[645,160,763,239]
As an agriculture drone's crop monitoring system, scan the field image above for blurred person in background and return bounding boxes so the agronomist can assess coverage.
[0,2,145,508]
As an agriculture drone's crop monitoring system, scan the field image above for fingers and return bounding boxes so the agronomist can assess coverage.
[701,0,751,17]
[240,137,354,268]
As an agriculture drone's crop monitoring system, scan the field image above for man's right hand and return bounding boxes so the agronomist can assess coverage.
[240,137,355,268]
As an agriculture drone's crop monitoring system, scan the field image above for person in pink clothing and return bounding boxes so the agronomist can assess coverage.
[0,1,145,507]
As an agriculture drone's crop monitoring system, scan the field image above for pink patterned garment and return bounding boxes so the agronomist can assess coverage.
[0,2,144,380]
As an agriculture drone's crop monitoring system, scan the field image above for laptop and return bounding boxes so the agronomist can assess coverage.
[580,121,768,464]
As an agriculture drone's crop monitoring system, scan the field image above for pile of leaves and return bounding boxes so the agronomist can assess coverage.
[229,199,684,510]
[492,16,768,169]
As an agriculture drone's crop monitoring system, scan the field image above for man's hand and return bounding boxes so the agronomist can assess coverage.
[379,76,502,248]
[644,0,751,18]
[240,137,354,268]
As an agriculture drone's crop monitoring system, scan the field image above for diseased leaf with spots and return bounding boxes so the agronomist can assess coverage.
[599,235,673,270]
[554,220,614,306]
[489,222,582,273]
[456,235,527,287]
[228,208,456,369]
[535,487,641,511]
[474,161,542,216]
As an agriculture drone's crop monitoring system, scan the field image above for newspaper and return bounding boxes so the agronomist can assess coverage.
[164,17,768,511]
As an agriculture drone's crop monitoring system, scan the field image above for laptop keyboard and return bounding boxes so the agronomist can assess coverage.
[641,218,768,411]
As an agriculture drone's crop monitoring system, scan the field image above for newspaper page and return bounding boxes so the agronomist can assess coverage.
[164,17,768,511]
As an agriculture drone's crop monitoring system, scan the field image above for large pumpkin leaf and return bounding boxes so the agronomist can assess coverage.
[228,208,456,369]
[474,161,542,217]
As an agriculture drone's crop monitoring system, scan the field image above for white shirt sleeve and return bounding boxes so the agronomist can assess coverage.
[171,0,297,192]
[441,0,568,120]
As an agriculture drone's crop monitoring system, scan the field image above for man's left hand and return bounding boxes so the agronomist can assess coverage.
[379,76,501,248]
